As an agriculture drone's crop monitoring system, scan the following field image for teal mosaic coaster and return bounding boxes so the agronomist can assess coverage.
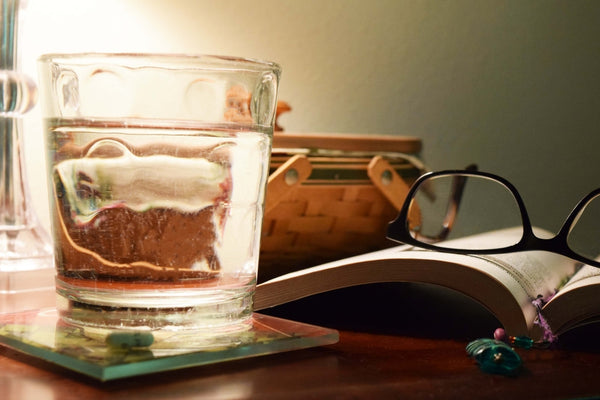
[0,308,338,381]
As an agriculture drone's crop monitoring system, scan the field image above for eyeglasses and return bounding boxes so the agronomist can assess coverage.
[386,169,600,268]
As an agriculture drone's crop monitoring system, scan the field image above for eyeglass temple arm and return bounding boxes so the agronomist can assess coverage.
[417,164,478,243]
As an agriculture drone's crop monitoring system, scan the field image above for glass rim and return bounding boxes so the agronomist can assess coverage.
[37,52,282,74]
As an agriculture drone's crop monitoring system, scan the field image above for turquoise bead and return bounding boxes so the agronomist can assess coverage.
[511,336,534,349]
[466,338,522,376]
[106,331,155,349]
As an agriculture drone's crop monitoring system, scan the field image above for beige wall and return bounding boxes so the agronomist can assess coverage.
[20,0,600,234]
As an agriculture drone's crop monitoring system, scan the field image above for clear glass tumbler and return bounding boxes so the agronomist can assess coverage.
[37,53,281,331]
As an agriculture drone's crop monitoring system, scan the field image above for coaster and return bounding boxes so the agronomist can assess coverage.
[0,308,338,381]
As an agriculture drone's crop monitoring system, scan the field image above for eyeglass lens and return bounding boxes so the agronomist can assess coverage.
[407,174,524,250]
[566,192,600,263]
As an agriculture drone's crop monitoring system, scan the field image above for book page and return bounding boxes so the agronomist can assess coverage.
[438,227,576,298]
[472,252,572,300]
[542,265,600,335]
[559,264,600,290]
[255,227,576,337]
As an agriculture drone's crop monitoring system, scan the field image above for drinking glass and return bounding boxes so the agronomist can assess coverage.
[37,53,281,331]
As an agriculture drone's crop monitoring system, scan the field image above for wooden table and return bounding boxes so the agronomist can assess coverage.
[1,283,599,399]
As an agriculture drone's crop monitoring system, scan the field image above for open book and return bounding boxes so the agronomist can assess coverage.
[255,228,599,340]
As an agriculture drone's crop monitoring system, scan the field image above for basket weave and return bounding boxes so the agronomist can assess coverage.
[259,133,424,280]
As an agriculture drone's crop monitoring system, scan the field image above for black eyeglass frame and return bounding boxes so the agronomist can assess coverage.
[386,169,600,268]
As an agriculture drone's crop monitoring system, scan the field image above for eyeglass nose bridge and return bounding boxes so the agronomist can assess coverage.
[523,233,567,253]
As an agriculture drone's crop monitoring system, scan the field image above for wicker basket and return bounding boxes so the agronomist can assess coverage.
[259,132,424,280]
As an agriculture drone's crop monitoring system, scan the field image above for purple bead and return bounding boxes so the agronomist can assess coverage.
[494,328,506,342]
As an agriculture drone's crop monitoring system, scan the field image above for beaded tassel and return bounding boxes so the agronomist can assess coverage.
[494,328,551,349]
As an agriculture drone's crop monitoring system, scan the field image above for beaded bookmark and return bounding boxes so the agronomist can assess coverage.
[467,295,557,376]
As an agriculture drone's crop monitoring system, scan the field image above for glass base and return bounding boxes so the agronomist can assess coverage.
[0,219,56,313]
[55,277,255,331]
[0,253,55,314]
[0,308,339,381]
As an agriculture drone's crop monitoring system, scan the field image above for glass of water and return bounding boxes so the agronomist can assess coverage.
[37,53,281,331]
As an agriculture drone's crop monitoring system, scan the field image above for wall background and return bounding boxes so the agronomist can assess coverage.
[19,0,600,237]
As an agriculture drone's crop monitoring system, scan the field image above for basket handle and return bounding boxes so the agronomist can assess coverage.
[367,156,422,226]
[265,154,312,214]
